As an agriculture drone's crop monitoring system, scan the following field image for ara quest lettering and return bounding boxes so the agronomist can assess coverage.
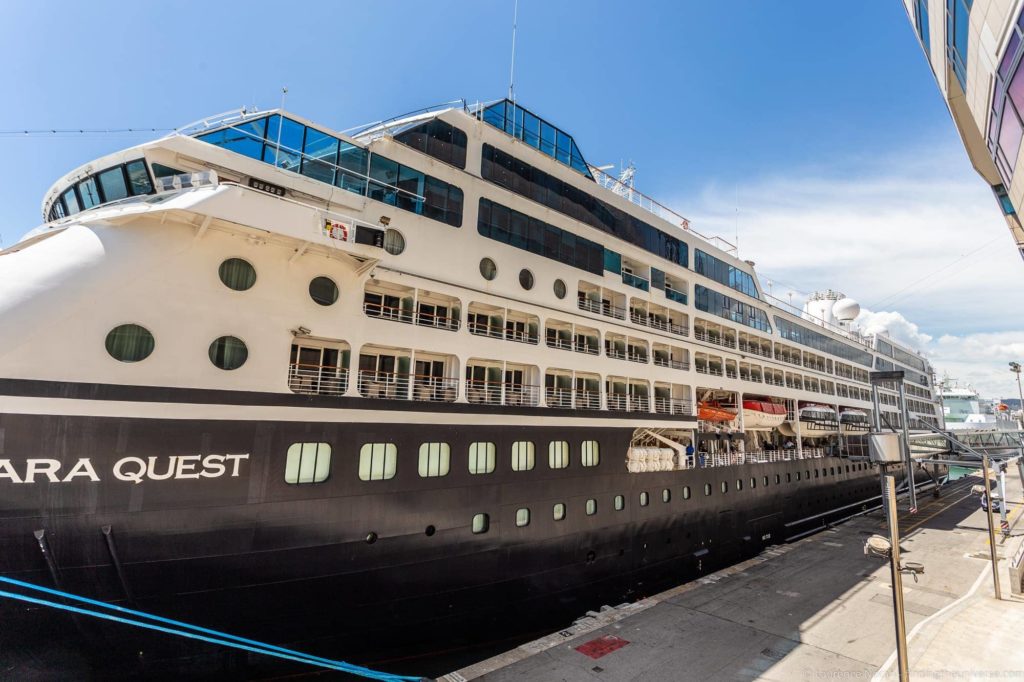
[0,454,250,484]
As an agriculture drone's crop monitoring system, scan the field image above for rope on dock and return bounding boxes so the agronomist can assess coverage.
[0,576,425,681]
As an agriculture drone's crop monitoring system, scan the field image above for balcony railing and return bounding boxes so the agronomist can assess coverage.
[364,302,459,331]
[288,364,348,396]
[653,357,688,370]
[578,296,627,320]
[607,394,650,412]
[606,346,626,360]
[694,329,735,348]
[466,380,540,407]
[775,354,802,366]
[664,288,687,305]
[725,369,737,379]
[469,320,504,338]
[738,342,772,358]
[357,371,458,402]
[668,321,689,337]
[547,334,573,351]
[544,388,600,410]
[574,339,600,355]
[626,351,649,364]
[654,397,692,415]
[622,271,650,291]
[505,327,538,344]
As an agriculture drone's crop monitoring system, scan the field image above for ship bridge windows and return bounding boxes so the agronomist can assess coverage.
[466,302,539,344]
[654,382,692,416]
[357,346,458,402]
[393,118,468,169]
[545,369,600,410]
[577,281,628,321]
[606,377,650,412]
[738,332,771,359]
[196,114,464,226]
[46,159,156,222]
[466,360,540,407]
[364,283,461,332]
[477,99,593,177]
[288,341,350,396]
[653,343,688,371]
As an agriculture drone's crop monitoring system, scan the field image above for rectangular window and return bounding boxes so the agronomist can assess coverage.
[359,442,397,481]
[512,441,536,471]
[586,499,597,515]
[581,440,600,467]
[417,442,450,477]
[285,442,332,484]
[197,116,267,159]
[78,177,100,209]
[301,127,339,185]
[472,513,489,534]
[468,442,496,474]
[62,187,80,215]
[515,508,530,527]
[553,502,566,521]
[695,249,758,298]
[125,160,153,196]
[695,285,771,332]
[548,441,570,469]
[97,167,129,202]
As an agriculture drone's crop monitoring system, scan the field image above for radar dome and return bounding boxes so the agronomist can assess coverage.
[832,298,861,322]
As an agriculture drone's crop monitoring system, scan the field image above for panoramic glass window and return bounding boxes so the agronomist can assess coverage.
[284,442,331,484]
[418,442,451,477]
[988,10,1024,183]
[511,441,535,471]
[519,269,534,290]
[78,177,100,209]
[97,167,129,202]
[105,324,155,363]
[472,513,489,534]
[515,508,530,527]
[209,336,248,370]
[218,258,256,291]
[393,118,468,169]
[479,257,497,281]
[468,442,496,474]
[309,276,339,306]
[359,443,397,481]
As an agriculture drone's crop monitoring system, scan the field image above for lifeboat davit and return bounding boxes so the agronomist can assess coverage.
[742,400,787,430]
[800,404,838,433]
[698,401,737,423]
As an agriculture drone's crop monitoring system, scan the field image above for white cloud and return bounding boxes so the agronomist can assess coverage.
[669,142,1024,399]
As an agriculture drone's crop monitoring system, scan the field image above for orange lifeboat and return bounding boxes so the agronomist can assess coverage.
[698,401,737,423]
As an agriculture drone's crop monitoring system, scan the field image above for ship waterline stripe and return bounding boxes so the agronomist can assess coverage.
[0,395,694,427]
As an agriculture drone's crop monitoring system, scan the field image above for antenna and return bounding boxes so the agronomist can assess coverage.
[274,86,288,162]
[508,0,519,104]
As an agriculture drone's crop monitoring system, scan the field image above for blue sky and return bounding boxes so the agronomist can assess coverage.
[1,1,1021,396]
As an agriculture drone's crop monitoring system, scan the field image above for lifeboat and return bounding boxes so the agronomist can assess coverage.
[799,404,838,434]
[698,401,737,423]
[839,408,870,434]
[742,400,787,430]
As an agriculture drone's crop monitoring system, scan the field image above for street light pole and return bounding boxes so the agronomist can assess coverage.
[982,454,1003,601]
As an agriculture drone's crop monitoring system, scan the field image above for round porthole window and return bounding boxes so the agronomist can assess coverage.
[519,269,534,290]
[209,336,248,370]
[553,279,567,299]
[309,276,339,306]
[105,324,155,363]
[218,258,256,291]
[383,229,405,255]
[479,257,497,281]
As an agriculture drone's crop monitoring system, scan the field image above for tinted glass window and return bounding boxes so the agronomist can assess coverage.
[695,285,771,332]
[78,177,100,209]
[198,117,266,159]
[301,127,338,184]
[394,119,468,169]
[209,336,248,370]
[97,167,128,202]
[263,115,303,171]
[105,324,155,362]
[309,276,339,306]
[125,160,153,195]
[62,188,80,215]
[218,258,256,291]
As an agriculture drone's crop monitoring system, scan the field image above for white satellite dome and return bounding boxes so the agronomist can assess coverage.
[832,297,861,321]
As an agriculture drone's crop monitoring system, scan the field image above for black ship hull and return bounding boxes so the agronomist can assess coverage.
[0,381,934,679]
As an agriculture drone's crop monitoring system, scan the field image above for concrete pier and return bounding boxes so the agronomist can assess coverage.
[441,472,1024,681]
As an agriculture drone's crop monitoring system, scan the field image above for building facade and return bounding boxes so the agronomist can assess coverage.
[904,0,1024,258]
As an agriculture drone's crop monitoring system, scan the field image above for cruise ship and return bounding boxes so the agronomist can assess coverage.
[0,99,946,677]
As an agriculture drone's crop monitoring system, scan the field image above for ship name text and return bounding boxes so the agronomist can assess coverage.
[0,454,250,484]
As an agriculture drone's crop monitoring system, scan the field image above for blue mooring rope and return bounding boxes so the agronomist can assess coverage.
[0,576,425,681]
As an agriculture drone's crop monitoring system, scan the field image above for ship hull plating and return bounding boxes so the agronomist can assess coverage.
[0,388,929,678]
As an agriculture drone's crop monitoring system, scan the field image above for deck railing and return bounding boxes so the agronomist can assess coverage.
[357,371,458,402]
[363,302,459,331]
[607,394,650,412]
[465,380,540,407]
[654,397,692,415]
[288,364,348,396]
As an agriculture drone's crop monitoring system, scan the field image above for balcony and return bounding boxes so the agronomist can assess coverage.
[694,329,733,348]
[357,371,458,402]
[607,394,650,412]
[545,388,601,410]
[364,302,459,331]
[665,288,687,305]
[578,296,627,320]
[654,357,688,370]
[288,364,348,396]
[466,380,540,407]
[622,271,649,291]
[654,397,692,415]
[505,327,539,344]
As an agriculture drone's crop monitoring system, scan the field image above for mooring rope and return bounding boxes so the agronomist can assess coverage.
[0,576,424,681]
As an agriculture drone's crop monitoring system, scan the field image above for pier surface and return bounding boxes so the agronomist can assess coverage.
[441,473,1024,681]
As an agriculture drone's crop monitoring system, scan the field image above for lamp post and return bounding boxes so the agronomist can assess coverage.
[1010,362,1024,429]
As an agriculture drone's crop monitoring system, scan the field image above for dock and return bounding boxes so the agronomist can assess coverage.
[441,472,1024,681]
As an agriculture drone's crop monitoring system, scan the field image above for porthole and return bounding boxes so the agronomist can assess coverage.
[309,276,339,306]
[553,278,567,299]
[736,479,743,491]
[614,494,625,511]
[479,257,497,281]
[365,532,378,544]
[472,513,489,534]
[704,483,712,496]
[639,491,649,506]
[383,229,405,255]
[425,525,436,536]
[105,324,155,363]
[683,485,691,500]
[519,268,534,290]
[662,488,671,503]
[209,336,247,370]
[586,499,597,516]
[515,508,530,527]
[553,503,566,521]
[218,258,256,291]
[721,481,728,493]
